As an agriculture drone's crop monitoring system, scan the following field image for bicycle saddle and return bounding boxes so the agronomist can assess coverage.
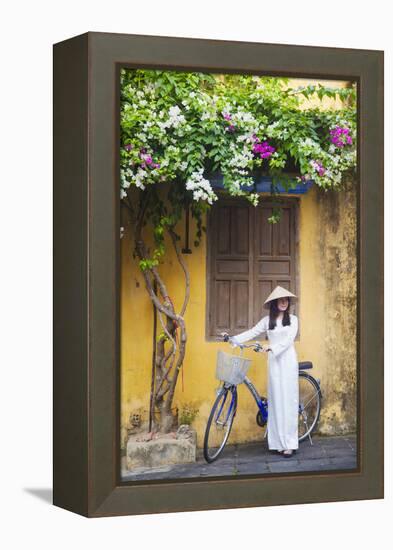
[298,361,313,370]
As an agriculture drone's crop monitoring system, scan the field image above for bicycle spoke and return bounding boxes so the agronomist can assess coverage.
[298,374,321,441]
[301,391,319,410]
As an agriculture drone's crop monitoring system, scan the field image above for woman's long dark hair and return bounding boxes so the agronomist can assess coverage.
[268,298,291,330]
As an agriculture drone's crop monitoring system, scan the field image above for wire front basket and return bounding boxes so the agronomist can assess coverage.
[216,350,252,385]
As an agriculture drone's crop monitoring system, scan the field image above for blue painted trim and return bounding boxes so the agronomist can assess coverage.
[209,174,314,194]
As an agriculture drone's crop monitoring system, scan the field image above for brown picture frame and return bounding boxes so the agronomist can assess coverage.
[53,31,384,517]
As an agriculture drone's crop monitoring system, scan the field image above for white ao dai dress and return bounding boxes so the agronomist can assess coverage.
[232,314,299,451]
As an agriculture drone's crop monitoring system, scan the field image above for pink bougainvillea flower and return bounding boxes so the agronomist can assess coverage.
[225,124,236,132]
[329,126,352,148]
[222,112,232,120]
[310,160,326,177]
[252,138,275,159]
[124,144,133,151]
[139,151,158,168]
[137,151,160,170]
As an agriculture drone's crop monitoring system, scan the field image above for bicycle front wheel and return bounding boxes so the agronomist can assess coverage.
[203,386,237,463]
[298,372,322,442]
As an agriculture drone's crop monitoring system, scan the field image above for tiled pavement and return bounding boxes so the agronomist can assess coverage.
[121,434,357,482]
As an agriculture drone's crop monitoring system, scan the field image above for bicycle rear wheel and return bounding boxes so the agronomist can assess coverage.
[298,372,322,442]
[203,386,237,463]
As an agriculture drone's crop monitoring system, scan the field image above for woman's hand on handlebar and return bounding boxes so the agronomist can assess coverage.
[219,333,269,352]
[252,343,270,353]
[220,332,238,347]
[259,344,271,352]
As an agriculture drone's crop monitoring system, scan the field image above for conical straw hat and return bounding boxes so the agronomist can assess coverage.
[264,285,297,309]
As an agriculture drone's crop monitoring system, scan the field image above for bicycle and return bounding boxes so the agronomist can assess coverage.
[203,334,323,463]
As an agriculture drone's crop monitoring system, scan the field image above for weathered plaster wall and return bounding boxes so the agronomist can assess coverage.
[120,77,356,449]
[314,178,357,433]
[120,178,357,448]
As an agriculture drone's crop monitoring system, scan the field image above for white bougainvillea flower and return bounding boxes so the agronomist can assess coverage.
[185,169,218,205]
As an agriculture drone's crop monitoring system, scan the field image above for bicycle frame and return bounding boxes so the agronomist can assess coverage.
[223,342,268,423]
[216,385,237,425]
[243,376,268,423]
[222,376,268,424]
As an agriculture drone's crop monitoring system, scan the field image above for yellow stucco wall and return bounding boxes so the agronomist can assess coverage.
[120,179,357,448]
[120,77,357,449]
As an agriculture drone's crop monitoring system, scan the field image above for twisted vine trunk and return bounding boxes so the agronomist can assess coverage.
[123,189,190,432]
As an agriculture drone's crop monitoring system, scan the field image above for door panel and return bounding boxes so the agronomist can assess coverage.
[208,200,297,338]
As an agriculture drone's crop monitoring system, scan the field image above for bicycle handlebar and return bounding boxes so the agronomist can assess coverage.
[220,333,265,352]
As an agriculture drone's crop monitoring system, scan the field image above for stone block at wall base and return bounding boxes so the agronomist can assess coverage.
[126,425,197,470]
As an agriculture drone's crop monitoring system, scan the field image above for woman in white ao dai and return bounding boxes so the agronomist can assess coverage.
[232,292,299,457]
